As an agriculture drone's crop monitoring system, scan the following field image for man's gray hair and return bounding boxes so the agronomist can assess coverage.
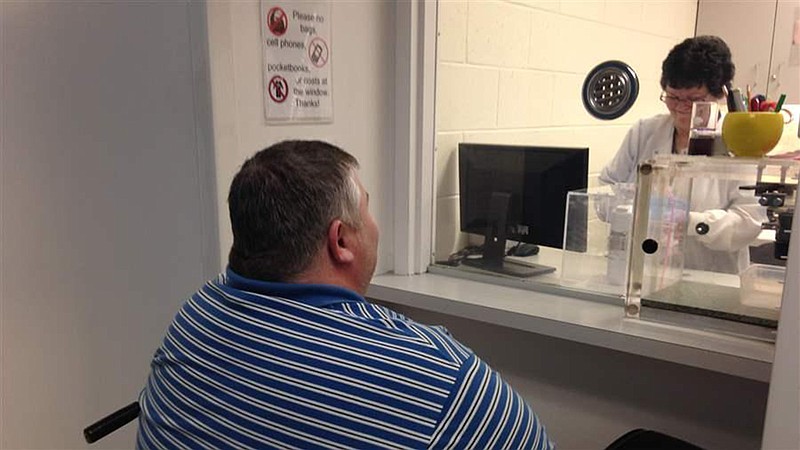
[227,140,362,282]
[338,170,362,228]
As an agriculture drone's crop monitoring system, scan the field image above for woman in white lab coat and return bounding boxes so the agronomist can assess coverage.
[601,36,765,274]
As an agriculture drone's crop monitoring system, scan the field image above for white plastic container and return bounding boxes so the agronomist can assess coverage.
[740,264,786,310]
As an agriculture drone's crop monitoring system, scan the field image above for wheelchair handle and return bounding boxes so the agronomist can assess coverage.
[83,401,140,444]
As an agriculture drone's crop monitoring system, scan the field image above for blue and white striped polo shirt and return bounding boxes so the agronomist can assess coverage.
[136,269,553,449]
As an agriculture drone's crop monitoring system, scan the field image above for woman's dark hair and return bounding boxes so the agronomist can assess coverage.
[660,35,735,97]
[227,140,361,282]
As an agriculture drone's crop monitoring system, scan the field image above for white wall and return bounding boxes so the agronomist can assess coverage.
[0,2,396,447]
[206,1,396,274]
[434,0,697,259]
[0,2,218,448]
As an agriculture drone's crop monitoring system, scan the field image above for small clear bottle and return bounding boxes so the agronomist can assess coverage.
[607,205,633,286]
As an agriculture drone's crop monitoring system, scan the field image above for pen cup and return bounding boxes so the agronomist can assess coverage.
[722,112,784,157]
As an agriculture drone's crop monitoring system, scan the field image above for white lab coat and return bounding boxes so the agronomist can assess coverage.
[600,114,675,184]
[601,114,766,274]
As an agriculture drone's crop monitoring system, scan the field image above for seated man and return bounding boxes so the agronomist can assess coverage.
[136,140,553,449]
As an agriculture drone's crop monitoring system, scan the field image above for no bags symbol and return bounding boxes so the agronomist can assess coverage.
[267,7,288,37]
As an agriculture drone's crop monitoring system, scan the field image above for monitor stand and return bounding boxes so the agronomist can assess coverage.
[462,257,556,278]
[463,192,556,278]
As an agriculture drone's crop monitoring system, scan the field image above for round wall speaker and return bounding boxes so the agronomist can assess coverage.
[582,60,639,120]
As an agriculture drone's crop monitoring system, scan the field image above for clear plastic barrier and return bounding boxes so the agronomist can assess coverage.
[625,155,799,340]
[561,184,636,297]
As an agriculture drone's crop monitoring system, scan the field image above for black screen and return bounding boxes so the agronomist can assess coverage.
[458,143,589,249]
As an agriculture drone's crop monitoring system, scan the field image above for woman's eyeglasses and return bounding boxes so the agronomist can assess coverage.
[659,92,711,108]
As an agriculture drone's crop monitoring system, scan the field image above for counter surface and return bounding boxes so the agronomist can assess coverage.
[367,272,774,382]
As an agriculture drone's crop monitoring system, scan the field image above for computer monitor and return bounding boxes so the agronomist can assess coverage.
[458,143,589,277]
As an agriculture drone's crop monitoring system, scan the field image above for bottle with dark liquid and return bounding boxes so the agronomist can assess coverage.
[687,134,715,156]
[688,101,719,156]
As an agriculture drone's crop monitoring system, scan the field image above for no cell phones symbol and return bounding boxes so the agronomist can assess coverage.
[267,6,288,37]
[269,76,289,103]
[308,37,329,68]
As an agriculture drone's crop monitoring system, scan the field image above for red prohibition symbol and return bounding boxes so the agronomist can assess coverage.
[268,75,289,103]
[267,6,288,37]
[308,37,329,68]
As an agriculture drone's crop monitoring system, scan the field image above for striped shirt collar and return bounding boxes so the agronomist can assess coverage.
[224,267,366,308]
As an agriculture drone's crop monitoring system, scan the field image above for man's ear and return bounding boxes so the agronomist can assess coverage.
[327,219,355,263]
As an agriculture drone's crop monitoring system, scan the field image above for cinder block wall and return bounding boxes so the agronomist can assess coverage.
[435,0,697,260]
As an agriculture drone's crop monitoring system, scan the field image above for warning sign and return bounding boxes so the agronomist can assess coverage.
[268,75,289,103]
[261,0,332,123]
[308,37,328,68]
[266,7,288,36]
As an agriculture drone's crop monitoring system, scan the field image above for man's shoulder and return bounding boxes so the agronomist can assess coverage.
[343,302,475,366]
[191,278,475,370]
